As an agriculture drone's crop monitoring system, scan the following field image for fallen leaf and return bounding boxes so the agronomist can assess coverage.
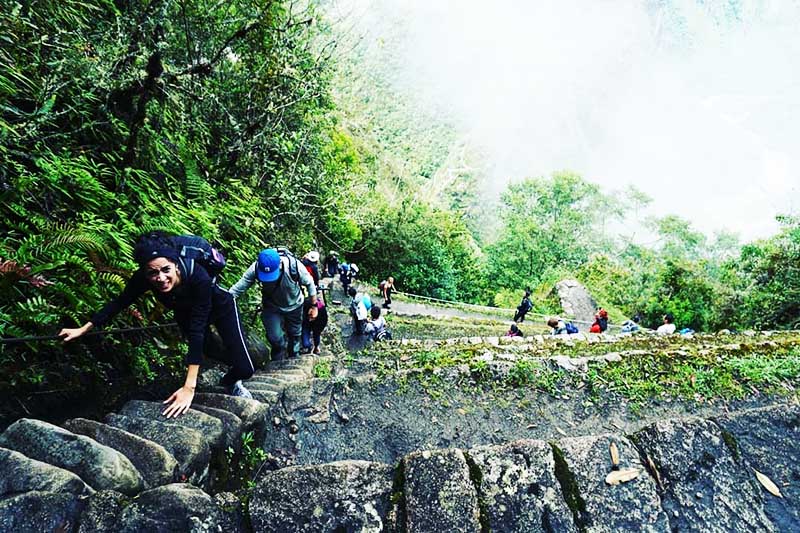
[605,468,641,486]
[647,456,663,489]
[609,441,620,468]
[754,469,783,498]
[555,427,567,437]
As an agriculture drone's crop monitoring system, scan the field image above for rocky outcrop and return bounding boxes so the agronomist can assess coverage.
[554,279,598,326]
[250,460,396,533]
[467,439,575,532]
[713,404,800,530]
[0,419,143,495]
[403,449,482,533]
[633,417,775,532]
[555,434,667,532]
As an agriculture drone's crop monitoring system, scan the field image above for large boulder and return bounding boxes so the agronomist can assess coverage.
[554,279,597,326]
[0,446,94,497]
[64,418,179,489]
[250,460,395,533]
[105,483,241,533]
[105,413,210,485]
[556,434,668,532]
[713,404,800,530]
[0,491,86,533]
[119,400,225,452]
[633,417,776,532]
[0,418,143,495]
[192,392,268,434]
[467,439,576,533]
[403,448,482,533]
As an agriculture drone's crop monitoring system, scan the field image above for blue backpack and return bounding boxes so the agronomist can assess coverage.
[565,322,579,334]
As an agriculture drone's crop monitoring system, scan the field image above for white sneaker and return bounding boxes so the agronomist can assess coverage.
[229,380,253,399]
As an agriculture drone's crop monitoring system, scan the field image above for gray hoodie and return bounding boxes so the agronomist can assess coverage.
[230,255,316,313]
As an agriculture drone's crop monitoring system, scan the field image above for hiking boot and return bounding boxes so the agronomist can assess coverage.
[312,346,321,355]
[228,380,253,399]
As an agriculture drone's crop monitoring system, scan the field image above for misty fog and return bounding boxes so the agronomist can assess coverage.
[331,0,800,241]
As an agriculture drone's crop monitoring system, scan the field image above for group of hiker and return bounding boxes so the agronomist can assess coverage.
[57,231,389,418]
[509,288,681,337]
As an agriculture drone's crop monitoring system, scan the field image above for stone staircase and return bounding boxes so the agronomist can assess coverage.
[0,355,318,532]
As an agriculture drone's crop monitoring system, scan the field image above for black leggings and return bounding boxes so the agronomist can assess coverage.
[177,286,254,387]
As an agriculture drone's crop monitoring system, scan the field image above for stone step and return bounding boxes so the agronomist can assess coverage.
[188,405,243,452]
[245,382,285,394]
[191,393,268,434]
[0,446,94,498]
[0,419,144,496]
[248,374,306,386]
[78,483,242,532]
[250,390,280,404]
[63,418,178,489]
[105,413,210,487]
[119,400,226,453]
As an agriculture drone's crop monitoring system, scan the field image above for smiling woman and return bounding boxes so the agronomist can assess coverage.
[58,232,255,417]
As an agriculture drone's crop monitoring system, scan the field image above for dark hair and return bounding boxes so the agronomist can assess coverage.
[133,231,178,266]
[370,305,381,319]
[348,287,357,297]
[510,324,519,333]
[547,318,558,328]
[664,313,674,323]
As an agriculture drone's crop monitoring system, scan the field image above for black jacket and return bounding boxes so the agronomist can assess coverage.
[90,261,215,365]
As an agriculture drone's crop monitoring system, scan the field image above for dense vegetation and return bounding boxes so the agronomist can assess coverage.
[1,1,798,423]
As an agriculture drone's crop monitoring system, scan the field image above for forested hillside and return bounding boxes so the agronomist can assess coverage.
[1,0,799,419]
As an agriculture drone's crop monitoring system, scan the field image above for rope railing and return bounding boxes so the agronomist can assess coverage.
[0,323,178,345]
[393,290,623,330]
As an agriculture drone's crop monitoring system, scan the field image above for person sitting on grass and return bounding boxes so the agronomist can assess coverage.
[547,317,578,335]
[656,313,676,335]
[365,305,391,341]
[505,323,524,337]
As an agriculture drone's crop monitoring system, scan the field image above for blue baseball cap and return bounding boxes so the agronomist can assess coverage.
[256,249,281,282]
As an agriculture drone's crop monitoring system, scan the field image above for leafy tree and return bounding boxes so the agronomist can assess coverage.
[485,171,623,298]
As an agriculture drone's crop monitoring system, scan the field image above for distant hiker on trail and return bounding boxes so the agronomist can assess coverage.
[58,231,255,418]
[365,305,391,341]
[505,323,524,337]
[656,313,676,335]
[301,295,328,355]
[230,248,317,361]
[547,317,579,335]
[379,276,395,309]
[324,251,339,278]
[339,263,352,296]
[348,286,368,335]
[301,250,321,288]
[513,289,533,323]
[589,308,609,333]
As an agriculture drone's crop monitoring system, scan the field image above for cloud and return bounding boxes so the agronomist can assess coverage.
[333,0,800,241]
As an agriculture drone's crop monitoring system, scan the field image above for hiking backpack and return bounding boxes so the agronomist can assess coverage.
[173,235,227,278]
[565,322,579,334]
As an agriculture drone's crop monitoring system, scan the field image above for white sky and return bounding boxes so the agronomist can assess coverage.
[332,0,800,241]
